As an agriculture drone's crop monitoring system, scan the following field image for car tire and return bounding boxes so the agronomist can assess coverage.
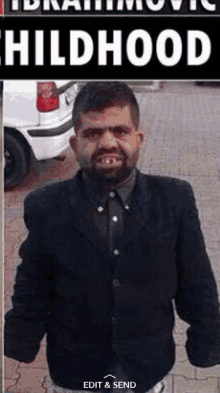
[4,132,29,190]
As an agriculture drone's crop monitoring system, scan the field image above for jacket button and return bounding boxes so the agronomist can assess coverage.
[113,279,120,287]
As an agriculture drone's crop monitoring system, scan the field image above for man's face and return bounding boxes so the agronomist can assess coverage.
[70,105,144,184]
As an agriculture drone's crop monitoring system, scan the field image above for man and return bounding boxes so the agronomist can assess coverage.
[5,82,220,393]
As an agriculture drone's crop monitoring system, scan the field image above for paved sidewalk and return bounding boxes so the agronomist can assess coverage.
[4,82,220,392]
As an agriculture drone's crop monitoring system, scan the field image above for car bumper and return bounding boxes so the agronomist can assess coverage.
[27,118,73,137]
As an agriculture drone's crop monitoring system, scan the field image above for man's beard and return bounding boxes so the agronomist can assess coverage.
[77,148,139,185]
[84,164,135,185]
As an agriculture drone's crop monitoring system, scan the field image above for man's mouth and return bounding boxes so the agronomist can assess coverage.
[95,154,124,168]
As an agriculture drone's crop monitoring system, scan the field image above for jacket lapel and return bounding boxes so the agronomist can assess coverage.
[66,170,155,256]
[67,171,110,255]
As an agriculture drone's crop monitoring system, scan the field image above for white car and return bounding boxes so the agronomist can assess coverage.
[4,80,78,190]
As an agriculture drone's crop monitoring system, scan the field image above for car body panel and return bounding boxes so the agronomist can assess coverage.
[4,80,78,160]
[4,80,40,127]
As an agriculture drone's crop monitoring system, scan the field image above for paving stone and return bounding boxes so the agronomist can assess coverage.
[4,189,28,207]
[4,358,20,380]
[4,269,16,297]
[4,205,25,221]
[173,333,186,346]
[5,225,27,244]
[195,364,220,379]
[175,346,188,362]
[173,375,219,393]
[4,255,22,271]
[7,386,46,393]
[203,227,220,245]
[172,359,196,380]
[163,375,174,393]
[7,368,47,393]
[158,375,174,393]
[4,244,18,267]
[4,378,18,392]
[170,345,196,380]
[4,290,13,312]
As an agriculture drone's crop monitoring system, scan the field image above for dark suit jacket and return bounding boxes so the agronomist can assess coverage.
[5,170,220,392]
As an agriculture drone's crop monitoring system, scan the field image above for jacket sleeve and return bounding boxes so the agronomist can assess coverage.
[174,181,220,367]
[4,193,53,363]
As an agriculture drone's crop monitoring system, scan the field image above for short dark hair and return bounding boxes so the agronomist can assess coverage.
[72,82,140,132]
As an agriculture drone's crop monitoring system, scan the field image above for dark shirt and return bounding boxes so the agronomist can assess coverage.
[82,169,137,257]
[82,169,138,381]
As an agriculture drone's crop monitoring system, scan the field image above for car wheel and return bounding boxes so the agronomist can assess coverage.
[4,132,29,190]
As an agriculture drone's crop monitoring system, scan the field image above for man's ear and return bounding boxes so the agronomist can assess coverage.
[69,136,77,153]
[137,130,145,146]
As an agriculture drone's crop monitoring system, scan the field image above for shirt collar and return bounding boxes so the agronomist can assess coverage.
[82,168,137,209]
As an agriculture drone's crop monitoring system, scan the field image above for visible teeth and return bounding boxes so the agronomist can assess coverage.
[101,157,117,164]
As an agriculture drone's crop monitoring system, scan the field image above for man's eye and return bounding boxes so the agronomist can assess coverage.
[84,129,102,138]
[113,127,130,138]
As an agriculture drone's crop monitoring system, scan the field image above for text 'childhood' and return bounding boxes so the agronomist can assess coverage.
[1,29,212,67]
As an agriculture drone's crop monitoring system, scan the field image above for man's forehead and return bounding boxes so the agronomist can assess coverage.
[79,105,132,127]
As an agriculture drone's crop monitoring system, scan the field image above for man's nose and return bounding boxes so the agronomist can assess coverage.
[98,130,118,148]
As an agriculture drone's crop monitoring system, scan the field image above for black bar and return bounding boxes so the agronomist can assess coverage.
[0,17,219,79]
